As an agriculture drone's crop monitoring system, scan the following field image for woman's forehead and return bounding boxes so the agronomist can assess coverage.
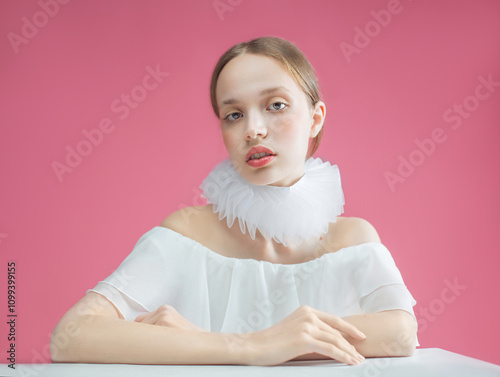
[216,54,301,105]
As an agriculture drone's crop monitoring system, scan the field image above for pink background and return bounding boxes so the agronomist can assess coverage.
[1,0,499,366]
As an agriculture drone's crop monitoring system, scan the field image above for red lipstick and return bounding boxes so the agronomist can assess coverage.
[246,146,276,167]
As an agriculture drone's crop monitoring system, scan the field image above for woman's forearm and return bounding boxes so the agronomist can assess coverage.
[290,310,417,362]
[51,314,249,365]
[341,309,417,357]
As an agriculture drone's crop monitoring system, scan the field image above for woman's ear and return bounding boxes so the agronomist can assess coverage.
[310,101,326,138]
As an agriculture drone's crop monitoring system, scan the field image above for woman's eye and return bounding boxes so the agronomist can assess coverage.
[225,112,242,121]
[268,102,287,111]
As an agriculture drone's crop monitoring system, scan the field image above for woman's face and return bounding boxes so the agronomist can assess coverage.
[216,53,325,187]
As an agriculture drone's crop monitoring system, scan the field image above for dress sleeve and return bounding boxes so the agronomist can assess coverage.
[348,242,420,346]
[85,227,173,321]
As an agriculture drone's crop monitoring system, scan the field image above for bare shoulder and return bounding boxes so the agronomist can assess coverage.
[332,216,382,248]
[159,205,212,239]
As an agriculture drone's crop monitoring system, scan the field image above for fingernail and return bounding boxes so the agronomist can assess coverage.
[359,332,366,339]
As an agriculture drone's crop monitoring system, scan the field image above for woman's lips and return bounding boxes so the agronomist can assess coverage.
[247,155,275,167]
[245,146,276,162]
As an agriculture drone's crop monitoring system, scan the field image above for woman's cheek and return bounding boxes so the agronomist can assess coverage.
[222,130,245,158]
[270,115,292,136]
[275,114,313,157]
[273,117,299,144]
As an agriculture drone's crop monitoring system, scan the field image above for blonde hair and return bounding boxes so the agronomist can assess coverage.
[210,36,324,159]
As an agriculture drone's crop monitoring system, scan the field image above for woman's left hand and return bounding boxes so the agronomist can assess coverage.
[134,304,207,332]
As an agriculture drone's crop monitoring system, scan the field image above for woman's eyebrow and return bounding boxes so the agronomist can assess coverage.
[220,86,291,106]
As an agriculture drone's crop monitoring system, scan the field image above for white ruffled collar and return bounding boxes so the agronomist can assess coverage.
[199,157,345,247]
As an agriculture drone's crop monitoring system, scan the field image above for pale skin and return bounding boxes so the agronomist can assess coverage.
[51,52,417,366]
[152,206,418,365]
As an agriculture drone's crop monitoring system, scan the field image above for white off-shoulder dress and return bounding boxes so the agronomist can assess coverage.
[86,226,419,345]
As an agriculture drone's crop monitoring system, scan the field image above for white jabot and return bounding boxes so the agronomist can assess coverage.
[198,157,345,247]
[87,226,419,346]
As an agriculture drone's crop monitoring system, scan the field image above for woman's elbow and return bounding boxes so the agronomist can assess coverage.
[387,311,418,357]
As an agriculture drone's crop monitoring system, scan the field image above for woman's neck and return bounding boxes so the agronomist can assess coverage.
[223,215,327,263]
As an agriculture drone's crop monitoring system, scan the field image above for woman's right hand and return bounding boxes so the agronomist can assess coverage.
[243,305,367,366]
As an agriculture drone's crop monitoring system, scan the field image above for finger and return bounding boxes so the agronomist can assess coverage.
[311,319,363,361]
[134,314,146,322]
[135,312,159,325]
[314,323,364,362]
[313,309,366,340]
[308,335,361,365]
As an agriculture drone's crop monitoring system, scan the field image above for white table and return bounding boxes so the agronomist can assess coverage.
[2,348,499,377]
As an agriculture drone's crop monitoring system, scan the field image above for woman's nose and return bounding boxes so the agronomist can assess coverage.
[244,115,267,140]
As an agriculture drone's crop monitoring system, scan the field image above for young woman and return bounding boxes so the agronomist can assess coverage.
[51,37,418,366]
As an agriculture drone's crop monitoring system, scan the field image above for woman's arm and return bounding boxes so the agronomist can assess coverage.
[308,218,417,358]
[51,292,249,365]
[52,290,368,365]
[51,313,248,365]
[341,309,417,357]
[290,309,417,361]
